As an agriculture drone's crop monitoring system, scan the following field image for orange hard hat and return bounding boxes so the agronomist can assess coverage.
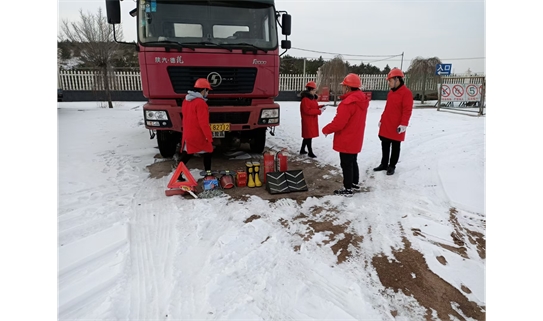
[305,81,317,89]
[340,73,361,88]
[387,68,404,80]
[194,78,212,90]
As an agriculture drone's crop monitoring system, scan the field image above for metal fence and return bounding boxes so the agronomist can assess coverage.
[58,70,483,92]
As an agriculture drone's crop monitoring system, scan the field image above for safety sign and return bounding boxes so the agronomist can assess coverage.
[441,83,483,102]
[440,84,452,101]
[466,84,481,101]
[452,85,465,101]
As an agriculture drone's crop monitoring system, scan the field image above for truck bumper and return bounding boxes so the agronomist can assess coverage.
[143,102,280,132]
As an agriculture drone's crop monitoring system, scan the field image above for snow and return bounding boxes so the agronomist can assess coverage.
[58,57,83,70]
[56,100,486,320]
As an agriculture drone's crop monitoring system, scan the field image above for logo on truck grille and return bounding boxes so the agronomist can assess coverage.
[207,72,222,87]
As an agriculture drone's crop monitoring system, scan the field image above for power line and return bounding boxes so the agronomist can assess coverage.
[291,47,401,58]
[287,47,485,62]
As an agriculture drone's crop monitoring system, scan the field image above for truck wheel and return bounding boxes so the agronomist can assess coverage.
[249,128,266,154]
[157,130,181,158]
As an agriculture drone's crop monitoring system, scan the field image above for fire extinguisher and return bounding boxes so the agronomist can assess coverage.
[275,148,288,172]
[263,150,275,183]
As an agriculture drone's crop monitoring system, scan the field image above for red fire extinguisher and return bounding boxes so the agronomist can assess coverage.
[275,148,288,172]
[263,151,275,183]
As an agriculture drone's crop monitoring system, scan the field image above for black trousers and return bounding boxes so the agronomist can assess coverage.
[379,135,401,168]
[339,153,359,189]
[180,151,212,171]
[300,138,313,153]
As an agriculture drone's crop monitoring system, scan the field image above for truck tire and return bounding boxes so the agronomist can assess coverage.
[249,128,266,154]
[157,130,181,158]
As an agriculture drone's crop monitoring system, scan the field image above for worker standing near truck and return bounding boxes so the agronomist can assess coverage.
[177,78,214,181]
[299,81,327,158]
[322,74,369,197]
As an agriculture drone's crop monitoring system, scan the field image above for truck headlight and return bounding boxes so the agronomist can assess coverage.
[145,110,169,120]
[260,109,279,118]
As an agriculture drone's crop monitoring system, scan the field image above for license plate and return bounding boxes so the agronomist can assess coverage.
[210,123,230,132]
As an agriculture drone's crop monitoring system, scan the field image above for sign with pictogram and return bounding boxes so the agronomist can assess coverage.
[452,84,465,101]
[466,84,480,101]
[441,84,452,101]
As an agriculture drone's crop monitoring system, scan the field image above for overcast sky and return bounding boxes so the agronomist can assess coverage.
[57,0,485,73]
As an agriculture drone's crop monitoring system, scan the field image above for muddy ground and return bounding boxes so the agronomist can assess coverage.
[147,143,365,201]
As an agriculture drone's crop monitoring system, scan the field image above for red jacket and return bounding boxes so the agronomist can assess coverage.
[379,85,413,141]
[322,90,369,154]
[300,91,323,139]
[180,91,213,154]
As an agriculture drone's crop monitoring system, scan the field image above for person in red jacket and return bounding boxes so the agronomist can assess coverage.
[322,73,369,197]
[374,68,413,176]
[176,78,214,181]
[299,81,327,158]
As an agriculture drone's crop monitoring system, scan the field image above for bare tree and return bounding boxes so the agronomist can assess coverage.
[406,56,442,104]
[59,8,123,108]
[318,55,348,106]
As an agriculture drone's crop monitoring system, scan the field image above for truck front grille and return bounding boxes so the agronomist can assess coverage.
[168,67,257,94]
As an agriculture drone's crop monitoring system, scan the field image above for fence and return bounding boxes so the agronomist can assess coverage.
[58,70,483,92]
[58,70,142,91]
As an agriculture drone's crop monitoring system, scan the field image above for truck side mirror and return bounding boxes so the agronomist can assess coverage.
[105,0,121,24]
[281,40,291,50]
[281,14,291,35]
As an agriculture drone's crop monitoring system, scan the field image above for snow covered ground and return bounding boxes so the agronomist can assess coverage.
[55,100,486,320]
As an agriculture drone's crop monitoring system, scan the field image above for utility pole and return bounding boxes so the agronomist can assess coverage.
[400,52,404,70]
[302,57,307,87]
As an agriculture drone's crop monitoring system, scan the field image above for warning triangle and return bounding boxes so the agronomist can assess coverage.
[167,162,198,189]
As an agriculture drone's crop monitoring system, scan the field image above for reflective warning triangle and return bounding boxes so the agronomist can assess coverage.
[167,162,198,189]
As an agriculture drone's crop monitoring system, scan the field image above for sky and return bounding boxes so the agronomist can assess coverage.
[57,100,485,320]
[57,0,485,73]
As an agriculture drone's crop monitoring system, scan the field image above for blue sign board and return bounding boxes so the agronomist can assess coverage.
[435,64,452,76]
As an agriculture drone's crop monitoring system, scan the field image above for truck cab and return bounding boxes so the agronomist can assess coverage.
[105,0,292,157]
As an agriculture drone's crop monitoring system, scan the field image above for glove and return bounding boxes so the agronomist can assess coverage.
[378,121,381,127]
[397,125,407,134]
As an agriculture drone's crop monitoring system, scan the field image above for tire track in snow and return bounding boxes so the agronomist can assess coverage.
[58,224,128,319]
[128,176,180,320]
[59,137,151,319]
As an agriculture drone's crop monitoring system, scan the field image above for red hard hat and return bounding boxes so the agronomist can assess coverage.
[305,81,317,89]
[387,68,405,80]
[340,73,361,88]
[194,78,212,90]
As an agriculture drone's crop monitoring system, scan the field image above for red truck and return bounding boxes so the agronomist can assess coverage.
[105,0,292,157]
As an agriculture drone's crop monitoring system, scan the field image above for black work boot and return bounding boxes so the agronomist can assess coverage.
[386,166,395,175]
[334,188,353,197]
[373,164,388,171]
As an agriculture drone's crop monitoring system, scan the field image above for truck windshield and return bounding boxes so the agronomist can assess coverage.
[138,1,278,50]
